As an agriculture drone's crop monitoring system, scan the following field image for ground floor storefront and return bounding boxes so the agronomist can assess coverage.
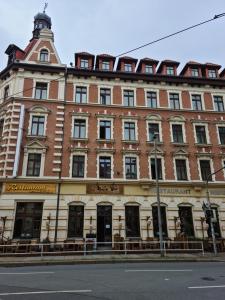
[0,182,225,245]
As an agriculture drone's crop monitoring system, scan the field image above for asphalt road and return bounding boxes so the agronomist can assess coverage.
[0,262,224,299]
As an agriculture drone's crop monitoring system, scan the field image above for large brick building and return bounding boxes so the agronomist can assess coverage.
[0,11,224,245]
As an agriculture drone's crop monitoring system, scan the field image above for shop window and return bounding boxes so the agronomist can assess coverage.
[152,206,168,238]
[67,205,84,238]
[179,206,194,237]
[207,207,221,238]
[125,206,140,237]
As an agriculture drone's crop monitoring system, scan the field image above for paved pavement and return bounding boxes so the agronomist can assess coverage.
[0,262,224,299]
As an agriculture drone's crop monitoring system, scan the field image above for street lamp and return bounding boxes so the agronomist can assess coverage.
[205,165,225,256]
[153,133,164,257]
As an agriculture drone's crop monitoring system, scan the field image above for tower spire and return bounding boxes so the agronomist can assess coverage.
[43,2,48,14]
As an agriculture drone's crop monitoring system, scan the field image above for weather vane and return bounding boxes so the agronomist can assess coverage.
[43,2,48,13]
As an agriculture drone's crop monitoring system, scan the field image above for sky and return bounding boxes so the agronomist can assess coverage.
[0,0,225,72]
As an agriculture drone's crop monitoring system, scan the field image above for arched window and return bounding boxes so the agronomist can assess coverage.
[40,49,49,62]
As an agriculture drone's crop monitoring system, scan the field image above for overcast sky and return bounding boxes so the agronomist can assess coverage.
[0,0,225,72]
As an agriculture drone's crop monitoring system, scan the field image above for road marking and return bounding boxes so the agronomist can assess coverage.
[0,290,92,296]
[189,285,225,289]
[0,272,54,275]
[125,269,192,272]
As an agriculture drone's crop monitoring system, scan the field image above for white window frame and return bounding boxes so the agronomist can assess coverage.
[97,153,114,179]
[28,113,47,136]
[80,59,89,69]
[167,90,182,110]
[170,122,186,143]
[74,84,89,104]
[149,156,165,180]
[123,154,139,180]
[145,88,159,108]
[190,92,205,111]
[122,87,136,107]
[124,63,132,72]
[102,61,110,71]
[197,158,214,181]
[97,118,114,140]
[72,116,88,139]
[173,157,190,181]
[216,124,225,145]
[193,123,210,144]
[22,149,45,177]
[39,47,50,63]
[70,152,87,179]
[98,85,113,105]
[146,120,162,142]
[212,93,225,112]
[122,119,138,141]
[33,79,49,100]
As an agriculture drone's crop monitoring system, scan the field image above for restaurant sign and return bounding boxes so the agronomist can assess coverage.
[87,184,123,194]
[4,183,56,194]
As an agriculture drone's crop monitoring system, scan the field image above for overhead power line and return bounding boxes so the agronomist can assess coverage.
[116,13,225,58]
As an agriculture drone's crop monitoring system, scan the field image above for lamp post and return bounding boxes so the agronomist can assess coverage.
[153,133,164,257]
[205,165,225,256]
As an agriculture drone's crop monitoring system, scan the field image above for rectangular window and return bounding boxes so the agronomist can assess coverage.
[0,119,4,137]
[124,122,136,140]
[214,96,224,112]
[218,127,225,144]
[179,207,194,237]
[99,120,111,139]
[172,124,183,143]
[73,119,86,138]
[68,205,84,238]
[145,65,153,74]
[40,49,49,62]
[148,123,159,141]
[175,159,188,180]
[124,63,132,72]
[208,69,217,78]
[3,86,9,100]
[26,153,41,176]
[31,116,45,136]
[125,206,140,237]
[99,156,111,178]
[123,90,134,106]
[75,86,87,103]
[146,91,157,108]
[195,125,207,144]
[169,93,180,109]
[191,68,199,77]
[207,207,221,238]
[80,59,89,69]
[152,206,168,238]
[35,82,47,99]
[100,88,111,105]
[166,66,174,75]
[192,95,202,110]
[150,158,162,180]
[13,202,43,239]
[72,155,85,178]
[125,157,137,179]
[200,160,212,181]
[102,61,110,70]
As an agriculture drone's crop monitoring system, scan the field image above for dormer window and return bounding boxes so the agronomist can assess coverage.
[40,49,49,62]
[166,66,174,75]
[80,59,89,69]
[145,65,153,74]
[102,61,110,71]
[3,86,9,100]
[124,63,132,72]
[191,68,199,77]
[208,69,217,78]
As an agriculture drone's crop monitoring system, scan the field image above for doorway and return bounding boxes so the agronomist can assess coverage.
[97,205,112,247]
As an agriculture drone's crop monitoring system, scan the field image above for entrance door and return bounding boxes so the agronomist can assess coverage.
[97,205,112,246]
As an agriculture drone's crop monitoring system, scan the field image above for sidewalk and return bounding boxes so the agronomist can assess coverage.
[0,252,225,267]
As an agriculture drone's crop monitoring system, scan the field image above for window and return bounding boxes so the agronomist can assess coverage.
[72,155,85,178]
[145,65,153,74]
[73,119,86,138]
[148,123,159,141]
[214,96,224,112]
[179,206,194,237]
[100,88,111,105]
[26,153,41,176]
[166,66,174,75]
[172,124,183,143]
[192,95,202,110]
[146,91,157,108]
[208,69,217,78]
[195,125,207,144]
[218,127,225,144]
[207,207,221,238]
[125,206,140,237]
[175,159,188,180]
[152,206,168,238]
[99,156,111,178]
[102,61,110,71]
[150,158,162,180]
[0,119,4,137]
[123,90,134,106]
[200,160,212,181]
[124,63,132,72]
[191,68,199,77]
[169,93,180,109]
[13,202,43,239]
[124,122,136,140]
[125,157,137,179]
[80,59,89,69]
[31,116,45,136]
[68,205,84,238]
[35,83,47,99]
[99,120,111,139]
[75,87,87,103]
[3,86,9,100]
[40,49,49,62]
